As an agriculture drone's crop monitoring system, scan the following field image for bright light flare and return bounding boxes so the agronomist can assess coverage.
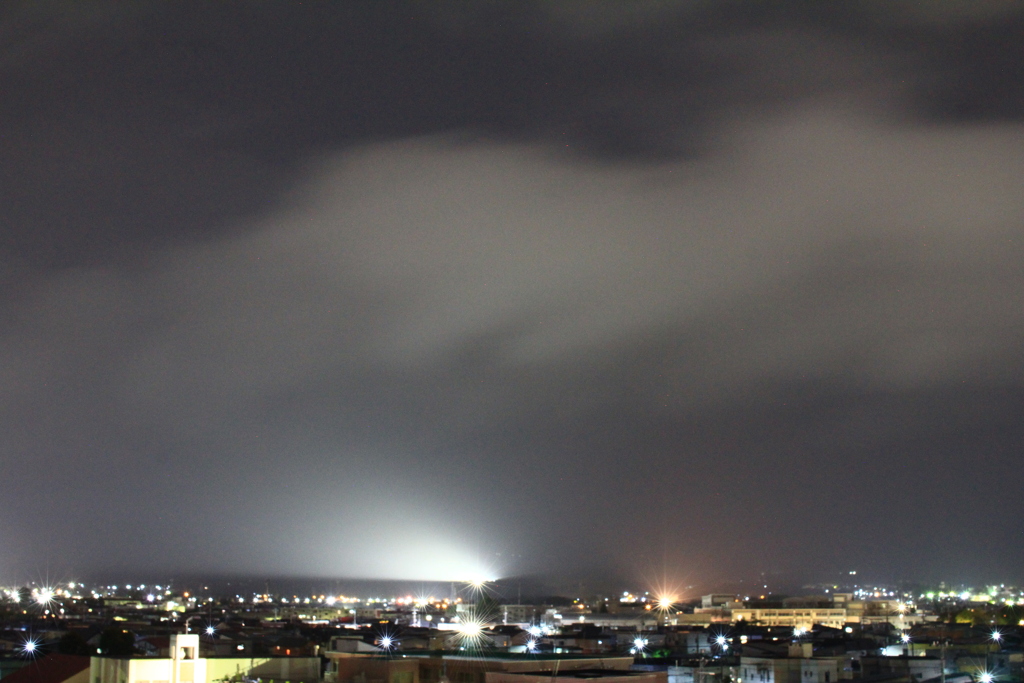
[901,633,911,644]
[526,639,537,652]
[631,636,648,655]
[978,673,993,683]
[460,621,483,637]
[205,626,216,636]
[34,588,55,607]
[463,576,495,601]
[656,594,677,613]
[991,630,1002,643]
[377,635,395,651]
[20,639,38,656]
[451,615,489,651]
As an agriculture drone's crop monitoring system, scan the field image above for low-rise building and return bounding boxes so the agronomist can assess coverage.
[325,652,635,683]
[487,670,665,683]
[730,610,847,630]
[859,656,942,683]
[733,656,838,683]
[91,634,319,683]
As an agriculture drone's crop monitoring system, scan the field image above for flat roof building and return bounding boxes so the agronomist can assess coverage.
[92,635,319,683]
[325,651,636,683]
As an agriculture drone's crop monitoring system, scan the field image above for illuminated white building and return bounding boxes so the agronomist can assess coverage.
[91,634,319,683]
[730,608,847,629]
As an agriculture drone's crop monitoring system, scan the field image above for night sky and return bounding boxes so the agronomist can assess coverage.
[2,1,1023,590]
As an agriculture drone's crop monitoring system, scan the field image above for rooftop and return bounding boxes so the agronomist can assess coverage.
[1,654,90,683]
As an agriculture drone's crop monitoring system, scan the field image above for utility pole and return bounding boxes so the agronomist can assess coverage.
[939,639,947,683]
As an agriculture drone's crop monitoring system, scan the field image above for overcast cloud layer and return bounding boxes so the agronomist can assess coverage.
[1,1,1023,590]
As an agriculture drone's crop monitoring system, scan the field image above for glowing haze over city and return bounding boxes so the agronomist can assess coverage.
[1,1,1023,593]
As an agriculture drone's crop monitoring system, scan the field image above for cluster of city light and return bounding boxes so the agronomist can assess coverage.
[853,588,900,599]
[919,585,1022,605]
[1,572,543,617]
[4,580,478,615]
[619,591,648,604]
[630,636,648,655]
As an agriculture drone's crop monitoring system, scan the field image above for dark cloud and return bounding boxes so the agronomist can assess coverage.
[4,1,1023,268]
[1,1,1023,587]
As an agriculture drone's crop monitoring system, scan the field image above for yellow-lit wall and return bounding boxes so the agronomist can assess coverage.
[207,657,319,683]
[92,658,318,683]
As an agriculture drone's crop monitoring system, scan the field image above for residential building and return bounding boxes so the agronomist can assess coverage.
[733,656,838,683]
